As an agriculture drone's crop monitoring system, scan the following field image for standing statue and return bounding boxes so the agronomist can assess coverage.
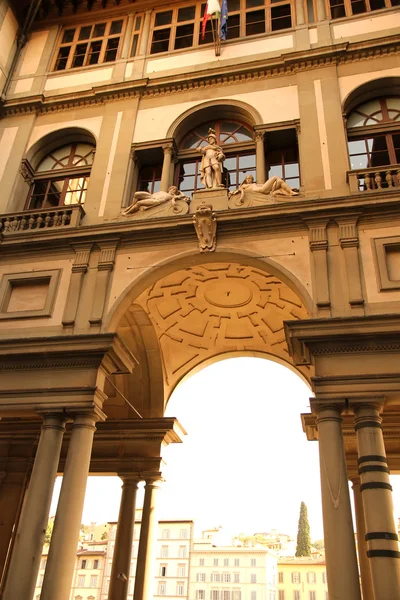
[122,186,189,215]
[229,174,299,203]
[197,128,225,189]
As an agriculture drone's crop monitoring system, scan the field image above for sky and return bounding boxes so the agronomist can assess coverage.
[50,357,400,543]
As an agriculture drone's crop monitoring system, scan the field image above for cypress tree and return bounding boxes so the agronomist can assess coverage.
[295,501,311,557]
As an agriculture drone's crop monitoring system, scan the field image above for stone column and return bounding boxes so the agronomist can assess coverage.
[160,144,174,192]
[351,476,375,600]
[121,13,135,58]
[295,0,305,25]
[354,403,400,599]
[3,413,68,600]
[138,10,152,55]
[133,477,162,600]
[108,475,140,600]
[40,409,105,600]
[315,0,326,20]
[315,403,361,600]
[255,131,266,184]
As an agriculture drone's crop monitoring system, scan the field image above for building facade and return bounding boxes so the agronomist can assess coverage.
[277,560,327,600]
[0,1,400,599]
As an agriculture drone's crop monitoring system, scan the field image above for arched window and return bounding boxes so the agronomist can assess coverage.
[347,97,400,174]
[175,119,299,197]
[176,119,256,196]
[26,142,95,209]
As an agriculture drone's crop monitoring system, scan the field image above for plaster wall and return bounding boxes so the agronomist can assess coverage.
[144,34,294,76]
[333,11,400,40]
[338,66,400,104]
[0,258,71,334]
[44,67,114,92]
[132,86,299,143]
[0,4,17,83]
[19,30,49,76]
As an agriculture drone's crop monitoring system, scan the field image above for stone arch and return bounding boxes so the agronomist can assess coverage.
[342,76,400,115]
[26,126,97,169]
[166,99,263,147]
[106,250,313,406]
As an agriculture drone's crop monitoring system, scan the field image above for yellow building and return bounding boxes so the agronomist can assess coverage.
[277,559,327,600]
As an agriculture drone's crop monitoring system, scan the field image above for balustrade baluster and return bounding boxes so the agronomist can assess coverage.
[61,211,69,226]
[385,170,394,187]
[37,215,43,228]
[28,216,35,229]
[4,218,11,232]
[44,213,51,228]
[20,217,27,230]
[364,172,371,190]
[375,172,382,188]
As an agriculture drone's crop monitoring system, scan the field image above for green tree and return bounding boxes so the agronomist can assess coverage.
[44,519,54,545]
[295,501,311,557]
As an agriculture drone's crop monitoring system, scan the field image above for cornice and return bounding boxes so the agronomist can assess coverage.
[1,34,399,117]
[1,191,400,257]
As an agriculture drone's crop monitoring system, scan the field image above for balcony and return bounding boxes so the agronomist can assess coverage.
[347,165,400,194]
[0,205,85,235]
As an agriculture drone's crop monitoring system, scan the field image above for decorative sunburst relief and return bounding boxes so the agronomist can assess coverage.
[135,263,309,391]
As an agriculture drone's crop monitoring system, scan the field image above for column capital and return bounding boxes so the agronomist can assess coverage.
[118,473,141,485]
[68,407,107,427]
[310,399,345,421]
[37,411,70,431]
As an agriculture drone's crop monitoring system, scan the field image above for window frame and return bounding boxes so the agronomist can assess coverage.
[327,0,397,20]
[149,0,295,55]
[52,18,126,72]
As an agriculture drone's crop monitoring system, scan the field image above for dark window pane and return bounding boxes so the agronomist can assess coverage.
[227,14,240,38]
[62,29,75,43]
[78,25,92,40]
[134,16,142,31]
[110,20,123,35]
[151,28,171,54]
[155,11,173,26]
[370,0,385,8]
[55,46,70,70]
[307,0,315,22]
[88,40,102,65]
[246,0,264,6]
[105,37,120,62]
[246,9,265,35]
[93,23,106,37]
[199,19,213,44]
[350,0,367,13]
[72,43,88,68]
[131,34,139,57]
[174,24,194,49]
[178,6,196,21]
[329,0,346,18]
[230,0,241,9]
[271,4,292,30]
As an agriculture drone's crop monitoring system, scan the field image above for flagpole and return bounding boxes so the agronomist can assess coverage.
[216,14,221,56]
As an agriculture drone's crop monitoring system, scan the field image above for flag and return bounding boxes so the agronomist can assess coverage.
[202,0,221,40]
[220,0,228,40]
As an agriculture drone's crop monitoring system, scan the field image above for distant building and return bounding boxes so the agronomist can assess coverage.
[190,532,278,600]
[277,559,327,600]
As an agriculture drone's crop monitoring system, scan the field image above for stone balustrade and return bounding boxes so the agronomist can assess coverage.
[0,205,85,234]
[348,164,400,193]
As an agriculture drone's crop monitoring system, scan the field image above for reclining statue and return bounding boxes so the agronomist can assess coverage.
[122,186,189,215]
[229,174,299,204]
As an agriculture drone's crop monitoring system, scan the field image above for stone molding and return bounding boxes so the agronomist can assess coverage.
[285,315,400,365]
[2,35,400,116]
